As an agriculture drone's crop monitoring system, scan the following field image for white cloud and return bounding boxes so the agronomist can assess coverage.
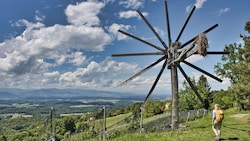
[119,10,148,19]
[58,57,139,89]
[0,1,112,76]
[65,1,104,26]
[154,27,165,37]
[0,0,181,93]
[119,0,144,9]
[108,23,131,40]
[218,8,230,16]
[184,55,204,63]
[186,0,207,13]
[0,20,112,74]
[195,0,207,9]
[34,10,45,22]
[186,5,193,13]
[68,52,87,66]
[0,56,141,90]
[42,71,60,84]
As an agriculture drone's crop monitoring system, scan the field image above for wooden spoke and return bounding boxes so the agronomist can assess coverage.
[137,10,168,49]
[205,51,229,55]
[178,65,204,104]
[183,60,222,82]
[120,56,167,86]
[118,30,165,52]
[188,51,229,55]
[181,24,218,48]
[143,59,167,107]
[112,52,164,57]
[164,0,172,47]
[175,6,196,42]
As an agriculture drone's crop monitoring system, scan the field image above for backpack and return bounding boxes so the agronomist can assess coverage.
[216,110,224,122]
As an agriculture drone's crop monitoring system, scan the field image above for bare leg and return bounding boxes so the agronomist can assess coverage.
[212,126,218,136]
[217,130,221,137]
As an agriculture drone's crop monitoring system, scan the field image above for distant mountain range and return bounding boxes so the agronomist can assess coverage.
[0,88,127,100]
[0,88,170,101]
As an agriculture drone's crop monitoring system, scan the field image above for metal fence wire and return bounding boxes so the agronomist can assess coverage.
[65,109,210,140]
[143,109,209,132]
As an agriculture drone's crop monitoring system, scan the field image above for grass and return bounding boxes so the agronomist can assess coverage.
[109,108,250,141]
[143,112,170,124]
[105,113,132,127]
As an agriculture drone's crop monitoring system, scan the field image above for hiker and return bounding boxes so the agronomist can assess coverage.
[212,104,224,141]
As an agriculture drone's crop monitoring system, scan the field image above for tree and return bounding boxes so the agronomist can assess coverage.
[63,116,76,134]
[214,20,250,110]
[198,75,213,108]
[179,75,212,111]
[143,100,165,117]
[1,135,7,141]
[212,90,235,110]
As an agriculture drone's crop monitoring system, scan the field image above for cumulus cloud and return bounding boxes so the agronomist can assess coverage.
[68,52,87,66]
[184,55,204,63]
[0,20,111,74]
[59,57,139,88]
[0,1,112,76]
[65,1,104,26]
[108,23,131,40]
[218,8,230,16]
[119,0,144,9]
[34,10,46,22]
[0,0,166,91]
[119,10,148,19]
[194,0,207,9]
[186,0,207,13]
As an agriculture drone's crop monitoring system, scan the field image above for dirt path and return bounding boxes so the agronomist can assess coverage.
[230,114,249,118]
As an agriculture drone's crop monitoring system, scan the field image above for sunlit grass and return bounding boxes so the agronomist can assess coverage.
[106,113,132,127]
[110,108,250,141]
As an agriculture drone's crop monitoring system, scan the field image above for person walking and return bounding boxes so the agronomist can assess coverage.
[212,104,224,141]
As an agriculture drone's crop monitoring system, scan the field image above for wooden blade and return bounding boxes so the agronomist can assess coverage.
[118,29,165,52]
[176,6,196,42]
[204,51,229,55]
[143,59,168,107]
[112,52,164,57]
[183,60,222,82]
[189,51,229,55]
[137,10,168,49]
[164,0,172,47]
[181,24,218,48]
[178,65,204,104]
[120,56,166,86]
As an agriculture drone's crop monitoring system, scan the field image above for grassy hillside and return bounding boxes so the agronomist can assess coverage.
[80,108,249,141]
[110,108,250,141]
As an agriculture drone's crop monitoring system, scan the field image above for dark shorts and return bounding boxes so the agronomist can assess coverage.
[213,120,222,130]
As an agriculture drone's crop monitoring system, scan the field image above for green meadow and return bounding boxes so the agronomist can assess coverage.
[85,108,249,141]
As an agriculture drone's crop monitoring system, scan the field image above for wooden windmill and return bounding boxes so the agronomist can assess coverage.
[112,0,227,130]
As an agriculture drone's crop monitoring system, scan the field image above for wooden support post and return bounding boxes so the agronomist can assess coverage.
[171,63,179,130]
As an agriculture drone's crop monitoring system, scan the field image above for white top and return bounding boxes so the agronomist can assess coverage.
[212,109,216,120]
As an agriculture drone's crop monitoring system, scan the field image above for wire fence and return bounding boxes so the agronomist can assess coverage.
[142,109,209,132]
[69,109,210,140]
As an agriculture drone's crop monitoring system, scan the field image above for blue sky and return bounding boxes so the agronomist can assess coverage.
[0,0,249,95]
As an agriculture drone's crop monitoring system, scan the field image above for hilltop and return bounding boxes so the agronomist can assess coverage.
[88,108,250,141]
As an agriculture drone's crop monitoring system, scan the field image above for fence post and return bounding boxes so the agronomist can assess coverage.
[196,110,199,120]
[202,110,205,118]
[186,111,190,122]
